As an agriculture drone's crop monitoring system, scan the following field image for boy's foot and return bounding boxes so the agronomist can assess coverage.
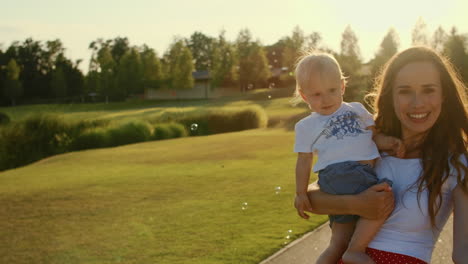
[342,250,375,264]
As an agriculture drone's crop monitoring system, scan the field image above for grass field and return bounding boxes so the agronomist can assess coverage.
[0,89,323,263]
[0,88,309,126]
[0,127,326,264]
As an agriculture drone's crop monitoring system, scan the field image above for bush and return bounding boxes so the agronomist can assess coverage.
[151,123,188,140]
[174,106,268,136]
[168,123,188,138]
[69,128,109,151]
[73,119,111,132]
[152,124,173,140]
[234,105,268,130]
[0,112,10,125]
[106,121,152,147]
[0,114,71,170]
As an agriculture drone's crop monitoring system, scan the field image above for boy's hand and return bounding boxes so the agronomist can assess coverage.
[386,136,405,158]
[374,134,405,158]
[294,193,313,219]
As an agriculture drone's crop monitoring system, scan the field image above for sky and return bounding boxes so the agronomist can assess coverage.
[1,0,467,73]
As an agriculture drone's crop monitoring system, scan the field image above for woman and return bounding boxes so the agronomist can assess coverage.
[302,46,468,264]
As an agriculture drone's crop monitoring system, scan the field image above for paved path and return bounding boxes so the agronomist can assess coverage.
[260,215,453,264]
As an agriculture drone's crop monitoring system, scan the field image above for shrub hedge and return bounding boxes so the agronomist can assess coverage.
[0,106,268,171]
[0,112,10,125]
[106,121,152,147]
[173,105,268,136]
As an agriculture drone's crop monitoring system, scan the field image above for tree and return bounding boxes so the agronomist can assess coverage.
[50,66,67,99]
[432,26,447,53]
[165,38,194,89]
[117,48,143,97]
[97,46,116,102]
[236,29,270,91]
[88,37,132,100]
[65,60,85,99]
[110,37,130,65]
[2,38,83,102]
[140,45,163,89]
[443,27,468,83]
[265,41,285,69]
[411,17,429,46]
[84,70,101,100]
[280,26,322,85]
[9,39,49,99]
[305,32,322,51]
[370,28,400,77]
[340,25,361,60]
[3,59,23,106]
[337,25,365,102]
[173,46,194,89]
[188,32,214,71]
[210,30,237,88]
[282,26,306,73]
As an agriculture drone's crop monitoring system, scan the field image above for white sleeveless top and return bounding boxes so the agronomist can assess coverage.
[369,155,466,262]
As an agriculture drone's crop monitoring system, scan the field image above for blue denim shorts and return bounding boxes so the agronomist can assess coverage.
[318,160,393,225]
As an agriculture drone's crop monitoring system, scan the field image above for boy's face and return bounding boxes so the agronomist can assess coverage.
[300,71,345,115]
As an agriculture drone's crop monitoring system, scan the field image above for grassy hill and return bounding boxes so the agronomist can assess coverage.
[0,128,325,264]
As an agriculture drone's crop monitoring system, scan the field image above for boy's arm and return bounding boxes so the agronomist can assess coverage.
[295,152,314,219]
[368,126,405,158]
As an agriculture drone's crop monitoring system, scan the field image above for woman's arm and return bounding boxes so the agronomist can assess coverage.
[452,184,468,264]
[307,181,394,220]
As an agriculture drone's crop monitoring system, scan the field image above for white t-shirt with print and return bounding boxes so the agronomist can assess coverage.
[369,155,467,263]
[294,102,380,172]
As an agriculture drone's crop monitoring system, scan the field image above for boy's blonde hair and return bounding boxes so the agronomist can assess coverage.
[292,51,347,105]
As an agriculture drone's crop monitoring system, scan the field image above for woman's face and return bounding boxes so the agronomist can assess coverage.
[392,61,443,139]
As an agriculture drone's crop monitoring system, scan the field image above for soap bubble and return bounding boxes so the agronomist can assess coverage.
[241,202,249,210]
[190,123,198,131]
[275,186,281,194]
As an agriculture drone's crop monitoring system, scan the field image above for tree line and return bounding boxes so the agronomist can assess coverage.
[0,18,467,106]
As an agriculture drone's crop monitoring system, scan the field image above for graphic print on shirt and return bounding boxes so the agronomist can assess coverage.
[309,110,367,148]
[323,111,365,140]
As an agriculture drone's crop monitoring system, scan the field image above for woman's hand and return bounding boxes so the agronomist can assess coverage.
[355,182,395,219]
[294,193,313,219]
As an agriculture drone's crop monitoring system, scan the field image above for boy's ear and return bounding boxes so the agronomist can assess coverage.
[341,79,346,95]
[299,90,308,101]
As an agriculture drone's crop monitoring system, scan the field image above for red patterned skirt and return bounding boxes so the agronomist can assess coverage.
[337,247,428,264]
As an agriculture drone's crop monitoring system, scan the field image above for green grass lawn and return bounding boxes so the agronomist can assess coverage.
[0,128,326,264]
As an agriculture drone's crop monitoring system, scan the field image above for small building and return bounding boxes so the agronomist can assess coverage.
[144,70,212,100]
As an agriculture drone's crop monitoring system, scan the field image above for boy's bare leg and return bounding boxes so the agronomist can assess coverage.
[316,222,354,264]
[342,218,385,264]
